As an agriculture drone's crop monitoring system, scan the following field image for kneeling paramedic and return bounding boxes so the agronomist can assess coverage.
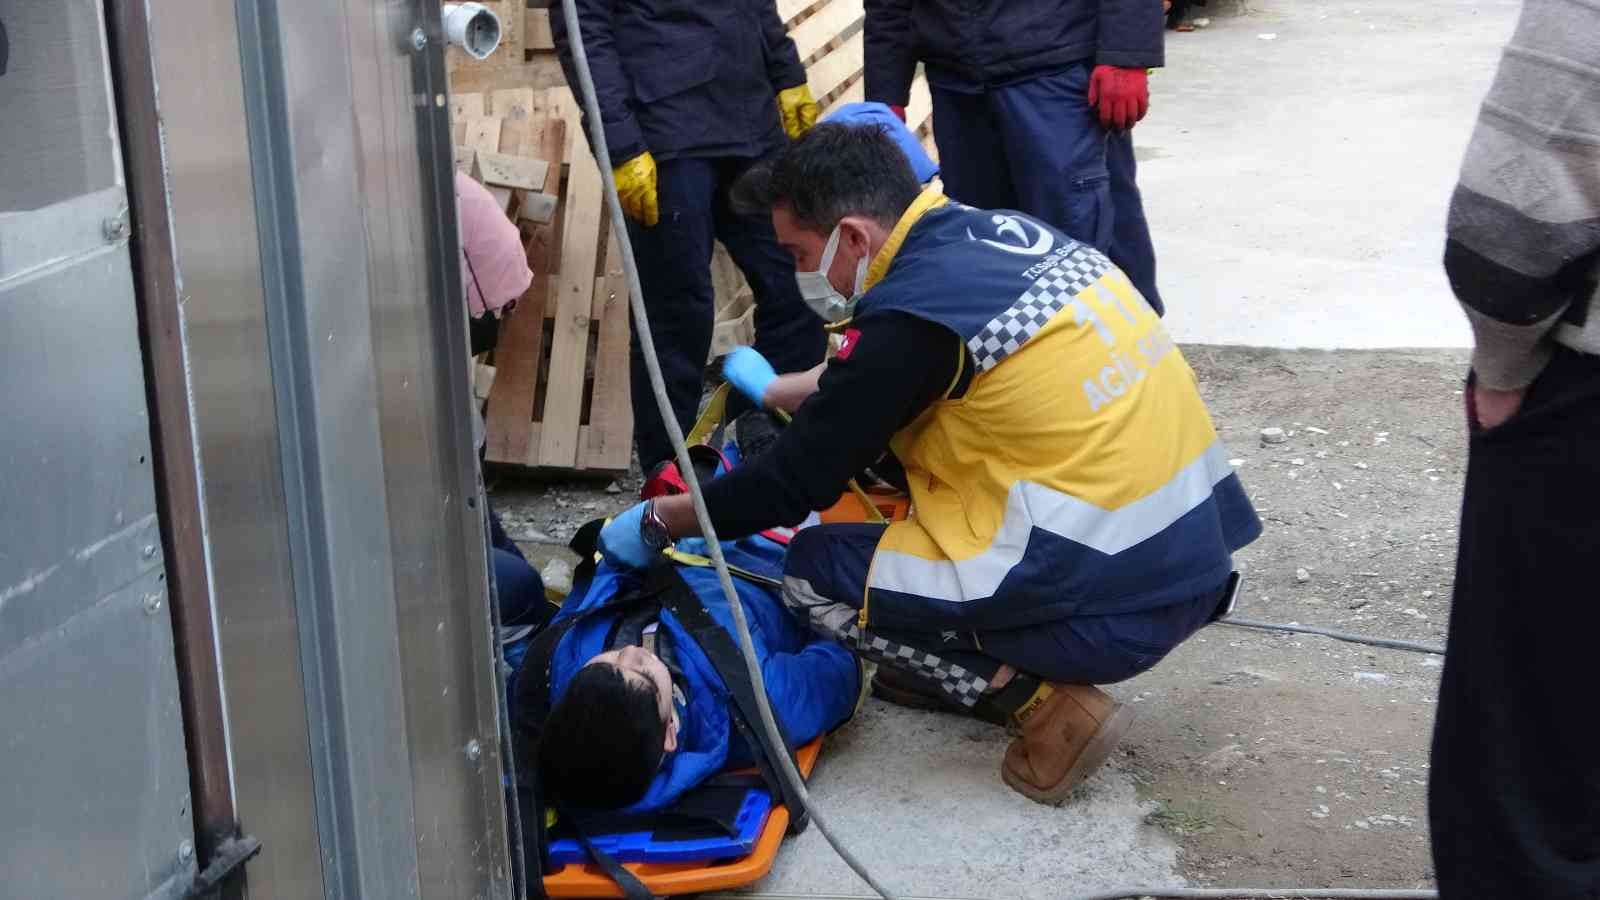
[599,124,1261,805]
[526,534,860,812]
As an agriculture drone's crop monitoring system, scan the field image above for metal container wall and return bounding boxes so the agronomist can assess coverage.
[145,0,512,897]
[0,1,196,897]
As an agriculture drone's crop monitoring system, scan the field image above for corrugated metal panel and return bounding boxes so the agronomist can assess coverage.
[0,3,194,895]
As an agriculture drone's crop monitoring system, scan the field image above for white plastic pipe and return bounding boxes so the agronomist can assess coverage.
[442,2,501,60]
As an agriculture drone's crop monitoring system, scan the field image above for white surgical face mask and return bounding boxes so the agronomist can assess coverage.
[794,223,869,323]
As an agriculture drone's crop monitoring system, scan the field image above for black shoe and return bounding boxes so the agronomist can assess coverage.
[871,666,1010,727]
[734,409,783,462]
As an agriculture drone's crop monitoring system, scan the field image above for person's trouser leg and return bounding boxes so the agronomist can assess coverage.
[493,547,549,630]
[1105,130,1162,314]
[1429,349,1600,899]
[784,523,1225,701]
[930,86,1020,211]
[712,157,826,412]
[487,503,525,562]
[626,158,719,473]
[989,65,1164,315]
[782,524,1006,708]
[784,523,1166,804]
[979,588,1221,685]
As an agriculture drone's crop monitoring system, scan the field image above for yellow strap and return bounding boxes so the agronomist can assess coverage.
[687,382,731,448]
[663,546,783,590]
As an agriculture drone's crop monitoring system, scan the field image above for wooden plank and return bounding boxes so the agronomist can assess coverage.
[789,0,862,62]
[524,8,555,52]
[777,0,819,26]
[584,219,633,472]
[489,87,540,129]
[451,92,485,121]
[906,72,933,135]
[484,116,566,466]
[462,116,504,153]
[446,56,567,96]
[454,147,476,175]
[491,88,541,225]
[473,151,550,190]
[518,191,558,225]
[538,91,605,468]
[806,30,864,101]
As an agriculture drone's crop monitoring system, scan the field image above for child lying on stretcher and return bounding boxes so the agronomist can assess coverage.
[520,532,860,812]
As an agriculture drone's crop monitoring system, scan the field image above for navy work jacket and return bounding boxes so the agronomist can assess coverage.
[551,0,808,163]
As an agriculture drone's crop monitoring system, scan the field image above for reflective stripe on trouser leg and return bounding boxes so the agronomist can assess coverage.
[783,576,992,708]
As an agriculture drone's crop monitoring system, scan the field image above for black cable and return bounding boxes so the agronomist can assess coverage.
[1218,616,1445,656]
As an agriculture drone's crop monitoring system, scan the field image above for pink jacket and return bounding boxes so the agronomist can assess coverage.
[456,171,533,318]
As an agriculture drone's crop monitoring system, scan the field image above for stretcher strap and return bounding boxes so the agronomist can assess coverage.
[658,576,811,834]
[687,382,731,448]
[663,547,782,590]
[566,821,657,900]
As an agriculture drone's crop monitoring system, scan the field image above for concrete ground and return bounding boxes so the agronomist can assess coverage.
[1140,0,1514,350]
[494,2,1518,896]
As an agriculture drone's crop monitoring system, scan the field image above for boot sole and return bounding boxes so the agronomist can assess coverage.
[1001,702,1137,806]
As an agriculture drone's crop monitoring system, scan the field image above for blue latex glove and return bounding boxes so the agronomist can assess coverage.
[723,347,777,407]
[597,501,655,569]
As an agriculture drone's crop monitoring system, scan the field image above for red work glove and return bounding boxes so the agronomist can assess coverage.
[1087,65,1150,131]
[889,104,906,123]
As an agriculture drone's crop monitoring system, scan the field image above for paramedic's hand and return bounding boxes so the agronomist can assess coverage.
[723,347,778,407]
[613,152,659,227]
[776,85,821,139]
[598,502,655,569]
[1087,65,1150,131]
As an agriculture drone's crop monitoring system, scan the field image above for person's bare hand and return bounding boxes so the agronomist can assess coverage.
[1471,383,1525,430]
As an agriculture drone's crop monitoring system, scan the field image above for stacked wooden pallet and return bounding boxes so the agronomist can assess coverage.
[457,87,634,475]
[451,0,934,474]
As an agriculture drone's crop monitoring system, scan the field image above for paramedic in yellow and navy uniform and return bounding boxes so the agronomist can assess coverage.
[597,124,1261,805]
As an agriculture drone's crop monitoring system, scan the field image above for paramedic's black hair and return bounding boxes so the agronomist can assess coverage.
[732,122,921,233]
[539,661,667,809]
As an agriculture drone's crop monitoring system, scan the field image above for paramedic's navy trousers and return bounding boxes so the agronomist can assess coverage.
[780,523,1219,705]
[626,156,828,473]
[930,63,1164,315]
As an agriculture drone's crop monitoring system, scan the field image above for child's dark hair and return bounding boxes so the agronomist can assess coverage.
[539,662,667,809]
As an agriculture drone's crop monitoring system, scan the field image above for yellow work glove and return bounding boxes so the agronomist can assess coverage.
[613,151,659,227]
[776,85,820,140]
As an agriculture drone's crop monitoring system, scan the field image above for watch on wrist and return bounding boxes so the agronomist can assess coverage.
[640,499,672,552]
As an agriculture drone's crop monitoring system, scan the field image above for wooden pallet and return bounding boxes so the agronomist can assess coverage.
[471,86,633,476]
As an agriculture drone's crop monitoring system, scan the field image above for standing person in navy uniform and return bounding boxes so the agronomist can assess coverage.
[864,0,1168,314]
[551,0,829,475]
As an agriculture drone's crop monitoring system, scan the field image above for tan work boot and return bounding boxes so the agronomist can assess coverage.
[1000,683,1135,805]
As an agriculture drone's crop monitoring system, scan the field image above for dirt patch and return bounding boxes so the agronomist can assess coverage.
[1119,345,1467,891]
[489,344,1471,892]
